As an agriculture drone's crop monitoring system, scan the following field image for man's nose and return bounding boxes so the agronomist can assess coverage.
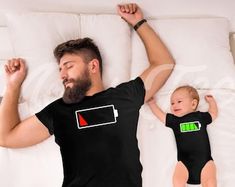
[60,69,67,80]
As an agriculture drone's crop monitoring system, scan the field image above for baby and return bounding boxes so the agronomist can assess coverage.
[148,85,218,187]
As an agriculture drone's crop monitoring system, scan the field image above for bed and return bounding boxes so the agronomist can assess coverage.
[0,0,235,186]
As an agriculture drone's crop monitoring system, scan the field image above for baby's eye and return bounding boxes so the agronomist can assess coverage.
[171,102,174,105]
[178,101,182,103]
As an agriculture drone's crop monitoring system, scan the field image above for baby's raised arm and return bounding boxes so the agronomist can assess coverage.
[147,97,166,124]
[205,95,218,121]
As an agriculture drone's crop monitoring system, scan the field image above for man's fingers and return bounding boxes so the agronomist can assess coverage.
[4,64,11,74]
[119,3,138,14]
[128,4,134,14]
[10,58,19,71]
[129,3,137,14]
[118,4,125,12]
[6,60,14,73]
[18,58,26,73]
[5,58,24,73]
[124,4,130,13]
[132,3,137,13]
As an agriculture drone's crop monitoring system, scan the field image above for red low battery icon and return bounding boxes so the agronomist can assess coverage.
[75,104,119,129]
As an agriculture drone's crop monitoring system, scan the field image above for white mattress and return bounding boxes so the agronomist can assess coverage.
[0,2,235,186]
[1,90,235,187]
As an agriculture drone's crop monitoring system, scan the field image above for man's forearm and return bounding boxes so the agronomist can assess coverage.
[136,21,174,66]
[0,86,21,143]
[136,20,175,101]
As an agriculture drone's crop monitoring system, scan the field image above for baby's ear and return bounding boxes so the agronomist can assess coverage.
[192,99,198,110]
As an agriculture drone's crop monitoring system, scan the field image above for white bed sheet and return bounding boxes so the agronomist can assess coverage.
[0,89,235,187]
[0,10,235,187]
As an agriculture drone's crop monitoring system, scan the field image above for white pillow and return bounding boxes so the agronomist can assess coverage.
[80,14,131,88]
[131,18,235,92]
[0,27,14,59]
[6,12,81,112]
[6,13,131,112]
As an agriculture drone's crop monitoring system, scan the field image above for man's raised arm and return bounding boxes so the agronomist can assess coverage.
[117,3,175,102]
[0,58,50,148]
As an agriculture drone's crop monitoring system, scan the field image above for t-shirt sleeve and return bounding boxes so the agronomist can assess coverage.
[35,104,54,135]
[199,112,212,125]
[115,77,146,108]
[165,113,176,128]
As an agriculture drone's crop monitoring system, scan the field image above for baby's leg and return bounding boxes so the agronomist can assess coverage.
[201,160,217,187]
[173,161,188,187]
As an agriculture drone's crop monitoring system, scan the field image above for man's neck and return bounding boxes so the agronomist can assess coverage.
[86,84,104,96]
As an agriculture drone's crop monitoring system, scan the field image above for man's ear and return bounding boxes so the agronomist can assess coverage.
[88,59,100,74]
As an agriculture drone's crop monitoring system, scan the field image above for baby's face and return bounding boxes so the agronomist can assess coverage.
[170,89,197,117]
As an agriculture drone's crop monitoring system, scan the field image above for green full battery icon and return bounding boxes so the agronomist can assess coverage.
[180,121,201,133]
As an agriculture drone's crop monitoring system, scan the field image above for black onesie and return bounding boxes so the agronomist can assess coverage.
[35,77,145,187]
[166,111,213,184]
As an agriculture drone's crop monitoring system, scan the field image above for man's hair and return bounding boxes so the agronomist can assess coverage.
[174,85,200,107]
[54,38,102,75]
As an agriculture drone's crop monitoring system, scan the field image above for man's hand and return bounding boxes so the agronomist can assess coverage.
[4,58,27,89]
[118,3,174,102]
[117,3,143,26]
[0,58,50,148]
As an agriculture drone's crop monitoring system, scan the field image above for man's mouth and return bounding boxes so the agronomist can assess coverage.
[63,80,73,88]
[65,82,72,88]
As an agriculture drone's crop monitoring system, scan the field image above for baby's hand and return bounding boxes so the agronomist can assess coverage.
[147,97,156,106]
[205,95,214,102]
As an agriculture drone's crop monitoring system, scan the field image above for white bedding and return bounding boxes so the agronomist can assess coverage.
[1,90,235,187]
[0,3,235,187]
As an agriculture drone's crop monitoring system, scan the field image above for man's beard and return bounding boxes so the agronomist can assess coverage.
[62,70,91,104]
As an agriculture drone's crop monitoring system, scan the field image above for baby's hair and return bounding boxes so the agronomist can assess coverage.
[173,85,200,108]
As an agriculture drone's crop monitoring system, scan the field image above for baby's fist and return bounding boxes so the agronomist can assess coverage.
[205,95,214,102]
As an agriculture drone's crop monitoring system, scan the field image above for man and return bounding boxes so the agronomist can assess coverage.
[0,3,174,187]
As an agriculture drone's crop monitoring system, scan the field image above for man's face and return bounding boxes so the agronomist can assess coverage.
[59,53,91,104]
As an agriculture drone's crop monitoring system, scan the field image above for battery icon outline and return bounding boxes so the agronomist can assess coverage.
[180,121,201,133]
[75,104,118,129]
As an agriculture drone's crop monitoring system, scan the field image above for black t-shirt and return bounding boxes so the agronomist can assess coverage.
[36,77,145,187]
[166,111,212,161]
